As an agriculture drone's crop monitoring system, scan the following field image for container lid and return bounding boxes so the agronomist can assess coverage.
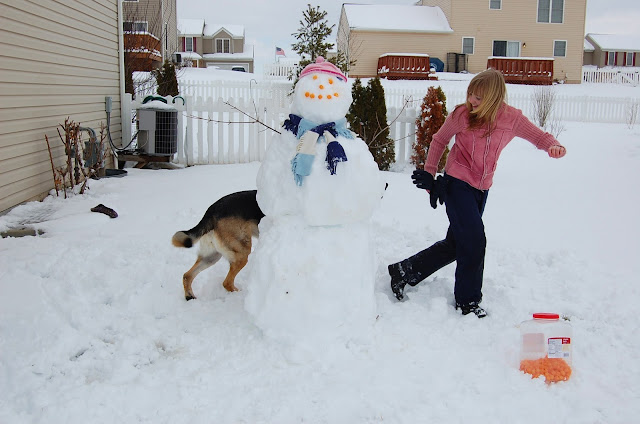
[533,313,559,320]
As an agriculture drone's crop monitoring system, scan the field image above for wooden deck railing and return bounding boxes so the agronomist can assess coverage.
[487,57,554,85]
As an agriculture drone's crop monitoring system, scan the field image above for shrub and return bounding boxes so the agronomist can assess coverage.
[411,86,448,172]
[154,59,179,97]
[346,78,395,170]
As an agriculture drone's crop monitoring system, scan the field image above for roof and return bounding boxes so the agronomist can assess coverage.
[586,33,640,52]
[178,19,245,38]
[584,39,595,52]
[178,19,205,36]
[204,24,244,38]
[342,4,453,33]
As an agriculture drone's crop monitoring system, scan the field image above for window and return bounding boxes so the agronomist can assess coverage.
[538,0,564,23]
[493,40,520,57]
[462,37,475,54]
[490,0,501,10]
[626,52,635,66]
[216,38,231,53]
[123,21,148,32]
[185,37,194,52]
[607,51,616,66]
[553,40,567,57]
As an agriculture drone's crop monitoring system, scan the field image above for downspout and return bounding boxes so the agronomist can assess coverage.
[117,0,126,153]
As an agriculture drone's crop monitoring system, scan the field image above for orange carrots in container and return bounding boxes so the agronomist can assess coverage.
[520,356,572,383]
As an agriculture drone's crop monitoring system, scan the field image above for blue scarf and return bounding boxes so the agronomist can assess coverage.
[284,114,353,186]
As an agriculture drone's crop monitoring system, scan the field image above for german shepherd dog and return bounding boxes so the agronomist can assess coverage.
[172,190,264,300]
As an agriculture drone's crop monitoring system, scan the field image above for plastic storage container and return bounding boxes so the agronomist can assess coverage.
[519,313,572,382]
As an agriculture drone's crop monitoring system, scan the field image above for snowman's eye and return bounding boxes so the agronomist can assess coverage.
[305,92,310,97]
[334,93,339,97]
[329,79,334,84]
[319,85,324,90]
[313,75,318,80]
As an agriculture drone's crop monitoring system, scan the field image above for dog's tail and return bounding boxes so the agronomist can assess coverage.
[172,230,197,248]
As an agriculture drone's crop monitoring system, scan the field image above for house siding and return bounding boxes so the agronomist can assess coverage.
[0,0,122,213]
[340,0,586,83]
[123,0,178,62]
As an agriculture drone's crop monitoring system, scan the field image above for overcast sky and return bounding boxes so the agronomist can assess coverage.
[175,0,640,72]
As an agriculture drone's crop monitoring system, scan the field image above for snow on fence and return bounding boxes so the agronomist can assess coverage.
[123,80,640,167]
[582,68,640,86]
[263,63,299,80]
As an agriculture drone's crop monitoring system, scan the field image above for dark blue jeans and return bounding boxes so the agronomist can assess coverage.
[393,175,489,305]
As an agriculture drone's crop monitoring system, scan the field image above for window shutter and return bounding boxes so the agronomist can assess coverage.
[194,38,197,52]
[182,38,185,51]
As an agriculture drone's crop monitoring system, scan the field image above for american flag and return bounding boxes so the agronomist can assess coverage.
[275,47,285,57]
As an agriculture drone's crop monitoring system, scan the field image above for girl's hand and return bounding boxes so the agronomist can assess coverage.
[548,144,566,159]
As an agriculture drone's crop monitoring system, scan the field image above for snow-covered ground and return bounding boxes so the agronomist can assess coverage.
[1,76,640,423]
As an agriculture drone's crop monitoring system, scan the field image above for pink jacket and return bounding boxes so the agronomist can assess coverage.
[424,103,559,190]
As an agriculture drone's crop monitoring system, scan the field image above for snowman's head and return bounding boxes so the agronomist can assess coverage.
[291,57,352,124]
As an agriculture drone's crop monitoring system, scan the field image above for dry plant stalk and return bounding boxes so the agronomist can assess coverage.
[45,118,105,197]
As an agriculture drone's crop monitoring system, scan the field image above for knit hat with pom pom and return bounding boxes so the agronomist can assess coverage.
[299,56,347,81]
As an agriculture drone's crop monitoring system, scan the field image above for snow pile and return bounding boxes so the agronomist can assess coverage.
[1,76,640,422]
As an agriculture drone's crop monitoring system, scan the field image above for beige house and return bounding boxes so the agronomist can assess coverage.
[584,34,640,68]
[177,19,254,72]
[0,0,124,214]
[123,0,179,71]
[338,0,587,83]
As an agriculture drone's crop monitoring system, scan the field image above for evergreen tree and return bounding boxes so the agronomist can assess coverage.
[290,4,351,84]
[346,77,395,171]
[292,4,334,65]
[411,86,448,172]
[154,59,179,97]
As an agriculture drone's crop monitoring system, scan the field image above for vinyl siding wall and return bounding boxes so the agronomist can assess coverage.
[0,0,122,213]
[341,0,586,83]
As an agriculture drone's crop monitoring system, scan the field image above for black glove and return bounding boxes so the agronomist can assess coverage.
[412,170,446,209]
[431,175,446,209]
[411,170,434,190]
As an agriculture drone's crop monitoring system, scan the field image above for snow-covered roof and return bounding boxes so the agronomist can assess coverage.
[584,39,595,52]
[202,51,254,61]
[342,4,453,33]
[178,19,244,38]
[587,33,640,52]
[178,18,205,36]
[204,24,244,38]
[177,51,203,60]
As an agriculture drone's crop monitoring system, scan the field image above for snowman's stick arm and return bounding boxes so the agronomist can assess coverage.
[224,101,282,135]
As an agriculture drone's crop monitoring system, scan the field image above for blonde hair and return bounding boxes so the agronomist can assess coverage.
[465,68,507,131]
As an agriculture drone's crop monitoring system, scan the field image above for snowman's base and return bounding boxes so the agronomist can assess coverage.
[245,215,377,350]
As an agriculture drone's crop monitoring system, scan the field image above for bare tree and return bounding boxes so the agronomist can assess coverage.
[122,0,180,97]
[532,85,555,128]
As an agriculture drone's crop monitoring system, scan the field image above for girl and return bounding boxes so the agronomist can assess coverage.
[388,69,566,318]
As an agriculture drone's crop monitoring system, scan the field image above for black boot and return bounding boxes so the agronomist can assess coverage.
[455,301,487,318]
[388,263,407,301]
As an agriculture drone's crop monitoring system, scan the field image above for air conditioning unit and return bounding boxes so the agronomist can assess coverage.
[136,107,178,155]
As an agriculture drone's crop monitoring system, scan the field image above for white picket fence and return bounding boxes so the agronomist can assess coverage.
[123,79,640,167]
[582,68,640,86]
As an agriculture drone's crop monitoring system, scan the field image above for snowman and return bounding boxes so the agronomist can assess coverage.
[244,57,385,353]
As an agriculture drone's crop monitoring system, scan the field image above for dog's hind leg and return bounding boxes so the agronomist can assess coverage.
[182,252,221,300]
[222,251,249,292]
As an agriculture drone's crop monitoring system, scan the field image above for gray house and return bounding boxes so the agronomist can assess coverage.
[0,0,124,213]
